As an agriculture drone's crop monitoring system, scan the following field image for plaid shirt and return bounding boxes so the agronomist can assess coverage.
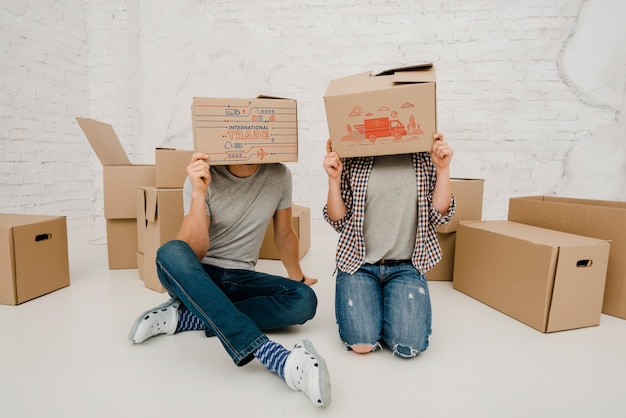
[323,153,456,275]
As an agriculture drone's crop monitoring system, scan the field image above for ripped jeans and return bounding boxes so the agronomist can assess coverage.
[335,262,432,358]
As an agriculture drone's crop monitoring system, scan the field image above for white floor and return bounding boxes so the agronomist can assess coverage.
[1,225,626,418]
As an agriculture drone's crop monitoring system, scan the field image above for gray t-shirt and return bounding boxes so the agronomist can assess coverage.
[363,154,418,263]
[183,164,292,270]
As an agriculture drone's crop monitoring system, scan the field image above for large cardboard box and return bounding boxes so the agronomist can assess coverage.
[76,118,156,219]
[437,178,484,234]
[0,214,70,305]
[155,148,194,188]
[508,196,626,319]
[259,205,311,260]
[453,221,610,333]
[137,187,184,293]
[191,96,298,165]
[324,63,436,158]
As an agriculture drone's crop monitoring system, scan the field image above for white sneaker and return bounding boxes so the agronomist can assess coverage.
[284,339,331,407]
[128,298,181,344]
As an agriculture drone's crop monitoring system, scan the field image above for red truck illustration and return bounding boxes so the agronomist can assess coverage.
[354,117,407,142]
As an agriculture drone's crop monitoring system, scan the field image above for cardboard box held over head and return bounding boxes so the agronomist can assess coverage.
[0,214,70,305]
[508,195,626,319]
[453,221,610,333]
[191,96,298,165]
[324,63,436,158]
[76,117,156,269]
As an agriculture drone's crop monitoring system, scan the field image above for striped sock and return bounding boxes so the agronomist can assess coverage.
[175,304,205,332]
[253,340,291,379]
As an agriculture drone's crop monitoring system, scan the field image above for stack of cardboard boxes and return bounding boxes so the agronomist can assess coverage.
[76,118,156,269]
[136,149,193,292]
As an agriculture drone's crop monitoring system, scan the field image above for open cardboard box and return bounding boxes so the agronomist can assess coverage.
[76,117,156,269]
[0,214,70,305]
[453,220,610,333]
[324,63,436,158]
[508,195,626,319]
[191,96,298,165]
[76,118,155,219]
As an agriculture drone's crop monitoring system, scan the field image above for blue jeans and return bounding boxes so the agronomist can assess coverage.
[335,262,432,358]
[156,240,317,366]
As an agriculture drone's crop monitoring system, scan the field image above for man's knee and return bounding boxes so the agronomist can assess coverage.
[294,284,318,323]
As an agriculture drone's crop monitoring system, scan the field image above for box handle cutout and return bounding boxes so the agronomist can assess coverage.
[35,233,52,242]
[576,259,593,268]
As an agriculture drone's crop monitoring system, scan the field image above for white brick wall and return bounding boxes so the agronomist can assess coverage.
[1,0,94,229]
[1,0,624,231]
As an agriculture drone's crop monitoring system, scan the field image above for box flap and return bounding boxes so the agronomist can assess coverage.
[372,63,435,83]
[256,94,292,100]
[136,188,147,254]
[145,187,159,223]
[0,214,62,228]
[76,117,131,166]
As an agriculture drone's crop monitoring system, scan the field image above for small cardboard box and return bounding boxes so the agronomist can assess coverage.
[0,214,70,305]
[259,205,311,260]
[508,196,626,319]
[76,117,156,219]
[191,96,298,165]
[324,63,436,158]
[437,178,484,234]
[106,219,139,269]
[155,148,194,188]
[137,187,184,293]
[425,232,456,281]
[453,221,610,333]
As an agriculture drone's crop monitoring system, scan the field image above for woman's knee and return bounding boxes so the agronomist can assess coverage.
[394,344,419,358]
[350,344,376,354]
[347,341,382,354]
